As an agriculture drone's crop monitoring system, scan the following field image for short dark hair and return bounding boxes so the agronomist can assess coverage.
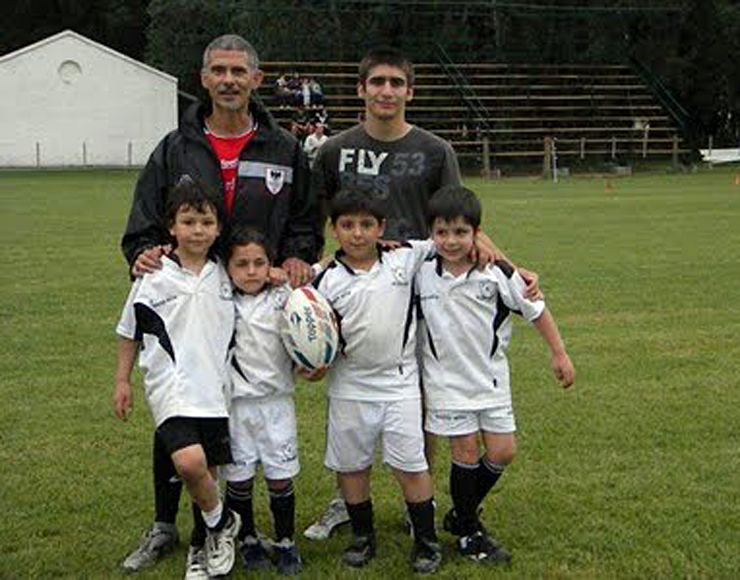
[164,176,222,229]
[427,184,482,229]
[358,46,415,88]
[329,188,386,224]
[226,227,275,264]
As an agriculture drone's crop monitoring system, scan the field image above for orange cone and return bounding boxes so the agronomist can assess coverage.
[604,179,613,192]
[734,174,740,185]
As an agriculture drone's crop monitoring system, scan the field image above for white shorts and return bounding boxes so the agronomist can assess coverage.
[425,405,517,437]
[325,397,428,473]
[221,396,299,482]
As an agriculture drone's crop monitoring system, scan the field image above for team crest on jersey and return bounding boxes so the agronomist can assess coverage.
[477,280,495,301]
[220,281,233,300]
[391,265,409,286]
[265,167,286,195]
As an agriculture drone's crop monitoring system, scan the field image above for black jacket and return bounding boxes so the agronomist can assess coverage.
[121,99,323,266]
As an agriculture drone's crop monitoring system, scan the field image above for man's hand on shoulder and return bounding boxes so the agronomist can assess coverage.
[282,257,313,288]
[132,245,169,278]
[517,267,543,301]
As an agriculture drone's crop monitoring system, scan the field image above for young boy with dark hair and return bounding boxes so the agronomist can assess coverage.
[221,228,302,575]
[310,188,442,574]
[113,178,241,580]
[416,184,575,564]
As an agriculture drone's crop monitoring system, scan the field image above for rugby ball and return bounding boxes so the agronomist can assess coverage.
[281,286,339,371]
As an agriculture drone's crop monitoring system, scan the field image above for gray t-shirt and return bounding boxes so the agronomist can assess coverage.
[312,124,461,240]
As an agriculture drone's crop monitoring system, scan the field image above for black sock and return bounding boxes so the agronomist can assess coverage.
[450,460,480,536]
[226,480,254,539]
[474,457,505,508]
[269,481,296,542]
[407,498,438,543]
[346,499,374,538]
[153,432,181,524]
[190,503,206,548]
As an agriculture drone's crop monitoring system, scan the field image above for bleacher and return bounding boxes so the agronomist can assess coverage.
[261,61,688,170]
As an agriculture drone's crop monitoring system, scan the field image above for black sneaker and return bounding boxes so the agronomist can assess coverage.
[410,537,442,574]
[458,530,511,565]
[342,534,376,568]
[239,535,272,571]
[273,539,302,576]
[442,507,483,537]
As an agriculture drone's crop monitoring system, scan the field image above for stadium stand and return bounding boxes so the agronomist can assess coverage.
[261,60,689,172]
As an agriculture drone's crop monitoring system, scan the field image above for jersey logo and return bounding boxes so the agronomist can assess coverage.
[477,280,495,301]
[391,265,409,286]
[265,167,286,195]
[220,281,233,300]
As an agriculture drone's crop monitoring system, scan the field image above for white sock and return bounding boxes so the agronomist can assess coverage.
[202,501,223,529]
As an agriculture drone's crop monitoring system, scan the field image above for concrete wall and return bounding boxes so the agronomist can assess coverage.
[0,32,177,167]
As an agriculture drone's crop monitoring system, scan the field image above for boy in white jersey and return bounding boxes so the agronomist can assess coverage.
[113,179,242,579]
[415,185,574,564]
[310,188,442,574]
[221,228,302,575]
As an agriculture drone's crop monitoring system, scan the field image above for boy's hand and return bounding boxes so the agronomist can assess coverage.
[132,245,170,277]
[551,352,574,389]
[268,267,289,286]
[282,257,313,288]
[518,267,543,301]
[378,238,402,251]
[113,380,134,420]
[297,367,327,382]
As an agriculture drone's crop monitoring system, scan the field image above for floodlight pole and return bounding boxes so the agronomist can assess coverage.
[552,137,558,183]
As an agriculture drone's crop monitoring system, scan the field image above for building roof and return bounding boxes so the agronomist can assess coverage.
[0,29,177,84]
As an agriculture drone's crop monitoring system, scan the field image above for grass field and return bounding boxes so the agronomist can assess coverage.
[1,167,739,579]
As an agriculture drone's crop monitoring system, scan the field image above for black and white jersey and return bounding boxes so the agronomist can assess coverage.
[415,258,545,411]
[230,284,295,400]
[116,256,235,426]
[314,240,435,401]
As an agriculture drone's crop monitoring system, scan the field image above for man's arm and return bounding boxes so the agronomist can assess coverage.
[121,137,172,270]
[532,308,574,388]
[280,142,324,287]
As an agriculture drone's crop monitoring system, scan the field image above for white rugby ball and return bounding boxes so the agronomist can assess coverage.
[281,286,339,371]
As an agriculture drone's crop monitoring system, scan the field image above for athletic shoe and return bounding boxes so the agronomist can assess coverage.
[411,537,443,574]
[458,530,511,565]
[303,498,350,540]
[342,534,376,568]
[121,522,178,572]
[239,535,272,571]
[205,510,242,577]
[442,507,482,537]
[273,538,303,575]
[183,545,208,580]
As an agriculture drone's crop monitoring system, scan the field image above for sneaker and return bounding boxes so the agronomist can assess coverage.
[184,545,209,580]
[442,507,482,537]
[411,537,443,574]
[458,530,511,565]
[239,535,272,571]
[342,534,376,568]
[205,510,242,577]
[274,538,303,575]
[303,498,350,540]
[121,522,178,572]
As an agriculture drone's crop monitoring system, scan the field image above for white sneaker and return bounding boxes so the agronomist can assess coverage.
[184,545,208,580]
[304,498,350,540]
[205,510,241,577]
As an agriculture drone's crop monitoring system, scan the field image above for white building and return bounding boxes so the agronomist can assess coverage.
[0,30,177,167]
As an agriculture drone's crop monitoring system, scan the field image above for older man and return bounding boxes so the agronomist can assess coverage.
[120,34,321,578]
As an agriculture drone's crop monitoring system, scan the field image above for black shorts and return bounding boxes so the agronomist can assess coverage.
[156,417,233,467]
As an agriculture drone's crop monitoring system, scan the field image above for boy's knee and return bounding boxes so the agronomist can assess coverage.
[485,440,517,466]
[171,447,207,482]
[227,478,254,494]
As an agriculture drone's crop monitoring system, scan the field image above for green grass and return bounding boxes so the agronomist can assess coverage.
[1,167,739,578]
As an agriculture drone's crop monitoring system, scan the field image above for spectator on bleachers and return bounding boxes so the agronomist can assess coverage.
[303,123,328,167]
[274,74,292,108]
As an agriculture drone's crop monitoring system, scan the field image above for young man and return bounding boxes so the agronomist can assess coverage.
[306,46,540,540]
[114,179,242,579]
[119,34,323,573]
[416,184,574,563]
[311,188,442,573]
